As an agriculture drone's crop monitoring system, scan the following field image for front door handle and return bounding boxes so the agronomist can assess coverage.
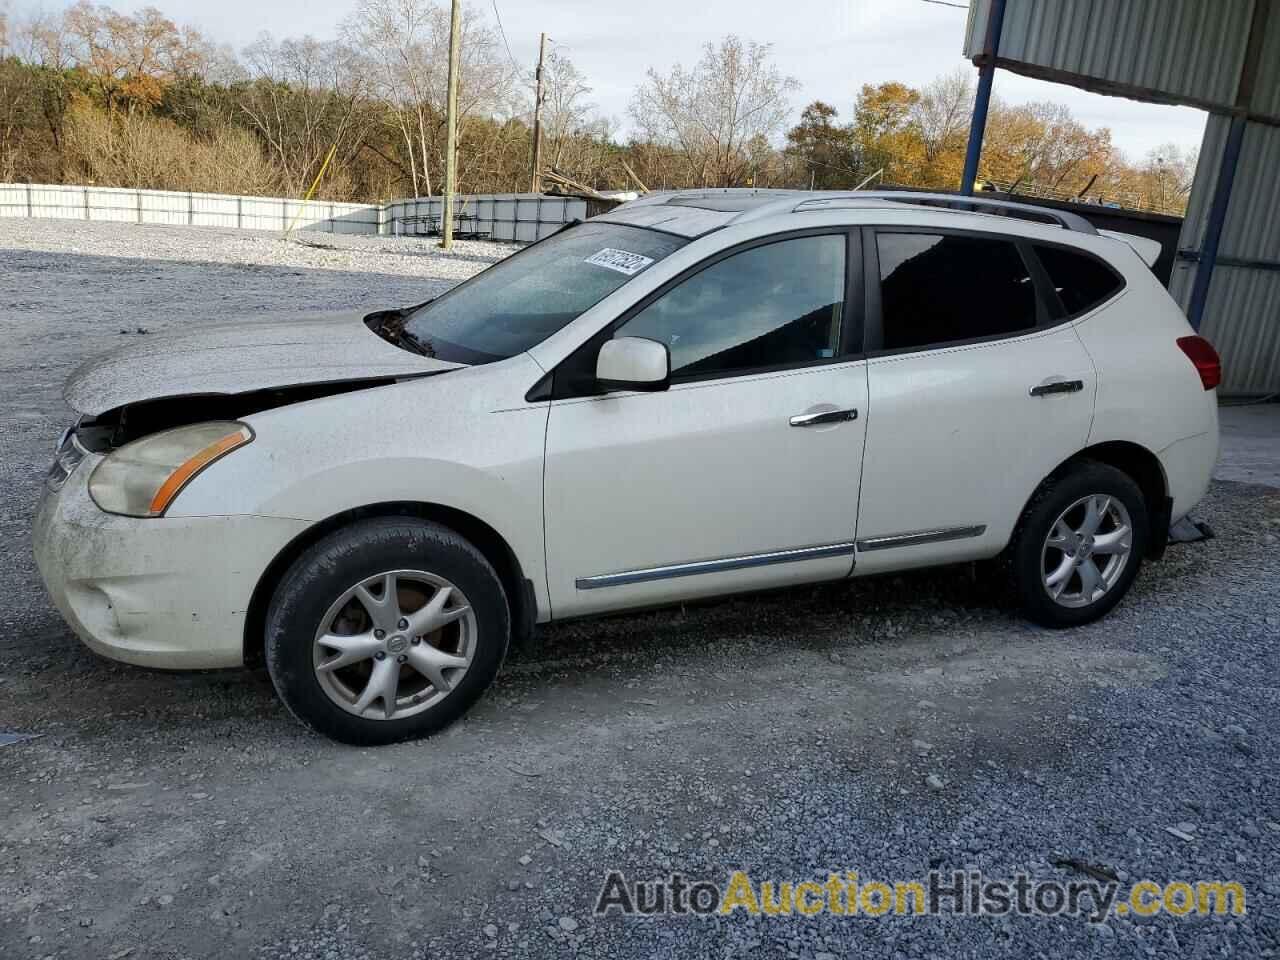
[790,408,858,427]
[1029,379,1084,398]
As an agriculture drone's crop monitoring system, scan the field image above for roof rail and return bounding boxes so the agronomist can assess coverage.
[794,191,1100,236]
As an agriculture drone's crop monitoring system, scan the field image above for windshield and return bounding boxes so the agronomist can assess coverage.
[400,221,687,364]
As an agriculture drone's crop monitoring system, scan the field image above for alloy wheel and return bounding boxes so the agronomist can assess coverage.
[312,569,477,720]
[1041,494,1134,608]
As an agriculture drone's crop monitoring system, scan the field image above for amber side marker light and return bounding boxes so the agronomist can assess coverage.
[149,426,254,515]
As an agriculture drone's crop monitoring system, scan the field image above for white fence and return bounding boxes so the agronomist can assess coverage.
[386,194,587,242]
[0,183,589,242]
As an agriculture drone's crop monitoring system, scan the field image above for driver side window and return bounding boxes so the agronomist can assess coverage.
[617,234,848,380]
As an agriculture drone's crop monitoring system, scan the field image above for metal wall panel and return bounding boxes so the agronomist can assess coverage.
[965,0,1259,116]
[1174,116,1280,394]
[191,193,239,229]
[1251,6,1280,120]
[140,189,191,226]
[31,185,85,220]
[87,187,138,224]
[1197,267,1280,395]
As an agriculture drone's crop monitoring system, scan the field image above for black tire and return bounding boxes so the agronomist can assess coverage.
[1011,461,1148,628]
[265,517,510,745]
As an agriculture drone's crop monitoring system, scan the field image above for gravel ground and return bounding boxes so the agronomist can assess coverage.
[1,219,1278,960]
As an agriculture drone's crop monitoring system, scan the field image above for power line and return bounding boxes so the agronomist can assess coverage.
[920,0,969,8]
[490,0,522,74]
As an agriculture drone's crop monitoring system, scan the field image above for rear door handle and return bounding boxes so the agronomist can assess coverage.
[1029,379,1084,397]
[790,409,858,427]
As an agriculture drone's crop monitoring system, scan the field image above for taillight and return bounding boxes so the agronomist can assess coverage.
[1177,335,1222,390]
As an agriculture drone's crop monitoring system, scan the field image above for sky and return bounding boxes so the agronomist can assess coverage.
[35,0,1208,162]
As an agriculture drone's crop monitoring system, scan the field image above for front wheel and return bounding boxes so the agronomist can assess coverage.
[265,517,510,745]
[1011,461,1148,628]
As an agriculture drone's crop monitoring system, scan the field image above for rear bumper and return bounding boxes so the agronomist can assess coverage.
[33,456,309,670]
[1159,429,1219,523]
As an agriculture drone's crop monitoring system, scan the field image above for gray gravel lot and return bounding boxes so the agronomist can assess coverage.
[2,219,1278,959]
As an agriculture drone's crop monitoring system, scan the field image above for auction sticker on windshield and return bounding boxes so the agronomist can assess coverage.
[584,248,655,276]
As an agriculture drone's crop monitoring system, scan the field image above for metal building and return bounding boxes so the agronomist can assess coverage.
[961,0,1280,395]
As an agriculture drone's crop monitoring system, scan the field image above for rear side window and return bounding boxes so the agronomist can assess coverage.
[876,233,1043,352]
[1033,244,1125,316]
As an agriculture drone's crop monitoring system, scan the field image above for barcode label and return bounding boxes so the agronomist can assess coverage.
[584,248,655,276]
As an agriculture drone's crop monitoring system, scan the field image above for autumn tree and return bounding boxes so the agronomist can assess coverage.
[971,100,1115,205]
[61,1,218,109]
[630,35,798,187]
[848,81,922,182]
[785,101,861,189]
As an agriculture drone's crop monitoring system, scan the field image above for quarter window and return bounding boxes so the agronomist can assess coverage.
[1033,244,1125,316]
[618,234,847,378]
[876,233,1043,352]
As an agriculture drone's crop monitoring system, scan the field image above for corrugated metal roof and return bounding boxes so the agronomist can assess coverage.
[964,0,1268,119]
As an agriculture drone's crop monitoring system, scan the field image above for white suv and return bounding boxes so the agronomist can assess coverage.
[34,190,1221,744]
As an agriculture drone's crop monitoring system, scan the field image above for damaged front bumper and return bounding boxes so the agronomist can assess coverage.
[33,450,309,670]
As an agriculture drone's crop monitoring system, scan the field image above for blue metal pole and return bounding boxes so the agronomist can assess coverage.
[1186,114,1247,331]
[960,66,996,196]
[960,0,1007,196]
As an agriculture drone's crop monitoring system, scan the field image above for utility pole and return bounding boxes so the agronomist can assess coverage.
[530,32,547,193]
[441,0,462,250]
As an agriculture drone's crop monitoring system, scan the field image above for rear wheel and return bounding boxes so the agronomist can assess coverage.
[265,518,510,745]
[1012,462,1148,627]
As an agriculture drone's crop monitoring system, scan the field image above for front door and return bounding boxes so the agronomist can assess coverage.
[543,231,869,617]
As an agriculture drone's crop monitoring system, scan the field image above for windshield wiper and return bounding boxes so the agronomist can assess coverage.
[365,299,437,355]
[398,329,437,358]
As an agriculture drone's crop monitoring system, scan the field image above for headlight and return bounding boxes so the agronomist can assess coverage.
[89,422,254,517]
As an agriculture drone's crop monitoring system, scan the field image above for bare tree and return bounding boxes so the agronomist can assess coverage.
[344,0,437,196]
[344,0,516,196]
[1134,142,1198,212]
[12,5,83,69]
[911,68,973,163]
[538,49,594,168]
[630,35,798,187]
[239,33,372,197]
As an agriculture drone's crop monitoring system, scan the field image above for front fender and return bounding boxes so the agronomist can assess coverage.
[166,357,551,617]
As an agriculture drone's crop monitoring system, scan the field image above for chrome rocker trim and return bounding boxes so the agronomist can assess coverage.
[575,541,858,590]
[855,525,987,552]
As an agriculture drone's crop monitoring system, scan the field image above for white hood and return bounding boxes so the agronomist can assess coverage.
[64,311,464,416]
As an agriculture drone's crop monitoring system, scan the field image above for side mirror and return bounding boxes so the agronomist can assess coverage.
[596,337,670,393]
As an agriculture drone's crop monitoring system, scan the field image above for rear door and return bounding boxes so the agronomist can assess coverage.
[854,227,1097,573]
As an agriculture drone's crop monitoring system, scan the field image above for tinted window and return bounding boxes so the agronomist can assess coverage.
[1034,244,1124,315]
[877,233,1043,351]
[402,222,686,364]
[619,234,847,378]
